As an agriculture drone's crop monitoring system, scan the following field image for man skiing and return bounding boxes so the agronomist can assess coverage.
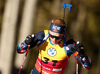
[17,18,92,74]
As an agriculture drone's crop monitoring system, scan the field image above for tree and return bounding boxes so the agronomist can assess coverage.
[14,0,38,72]
[0,0,20,74]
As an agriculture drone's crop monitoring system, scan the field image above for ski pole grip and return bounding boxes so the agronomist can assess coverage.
[77,41,79,44]
[28,45,30,47]
[28,34,34,47]
[32,34,34,38]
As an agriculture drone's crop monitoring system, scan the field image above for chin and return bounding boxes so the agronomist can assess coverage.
[53,42,58,45]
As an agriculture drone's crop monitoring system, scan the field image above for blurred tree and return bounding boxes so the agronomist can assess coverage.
[67,0,100,74]
[14,0,38,73]
[0,0,20,74]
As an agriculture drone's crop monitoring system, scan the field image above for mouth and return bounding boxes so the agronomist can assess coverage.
[52,41,57,44]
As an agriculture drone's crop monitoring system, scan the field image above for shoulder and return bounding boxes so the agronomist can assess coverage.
[65,34,75,44]
[44,30,49,36]
[66,34,72,41]
[34,30,49,40]
[34,30,45,40]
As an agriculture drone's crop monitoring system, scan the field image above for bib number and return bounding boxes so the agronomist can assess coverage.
[43,57,58,66]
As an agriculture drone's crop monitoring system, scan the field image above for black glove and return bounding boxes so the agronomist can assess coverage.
[75,43,85,56]
[24,34,35,45]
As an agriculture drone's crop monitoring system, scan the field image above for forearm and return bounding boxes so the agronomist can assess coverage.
[74,52,92,70]
[17,39,39,53]
[80,54,92,70]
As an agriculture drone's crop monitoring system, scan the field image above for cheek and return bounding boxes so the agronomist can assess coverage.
[56,39,61,43]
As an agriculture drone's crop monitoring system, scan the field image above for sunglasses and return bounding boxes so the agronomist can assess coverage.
[49,33,63,40]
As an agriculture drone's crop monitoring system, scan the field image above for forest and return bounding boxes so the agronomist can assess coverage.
[0,0,100,74]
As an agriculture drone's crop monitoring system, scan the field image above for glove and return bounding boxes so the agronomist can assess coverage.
[75,43,85,56]
[24,34,35,45]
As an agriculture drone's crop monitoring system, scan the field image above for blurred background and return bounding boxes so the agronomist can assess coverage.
[0,0,100,74]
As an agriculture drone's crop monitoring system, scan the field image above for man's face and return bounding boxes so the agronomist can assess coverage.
[49,30,64,44]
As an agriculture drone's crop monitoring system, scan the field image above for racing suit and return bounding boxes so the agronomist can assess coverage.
[17,30,92,74]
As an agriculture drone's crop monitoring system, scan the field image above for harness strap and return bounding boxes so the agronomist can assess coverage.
[63,34,67,55]
[38,32,49,46]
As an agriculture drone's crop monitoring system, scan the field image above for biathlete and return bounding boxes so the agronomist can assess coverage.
[17,18,92,74]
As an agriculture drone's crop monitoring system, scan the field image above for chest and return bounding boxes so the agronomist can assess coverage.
[38,38,67,61]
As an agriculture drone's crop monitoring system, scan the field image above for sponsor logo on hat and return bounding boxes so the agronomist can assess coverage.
[52,25,61,31]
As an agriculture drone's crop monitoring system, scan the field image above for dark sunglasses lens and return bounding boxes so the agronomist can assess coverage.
[49,34,62,40]
[55,37,61,40]
[50,34,54,38]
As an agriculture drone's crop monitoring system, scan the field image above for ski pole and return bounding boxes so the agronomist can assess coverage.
[76,41,79,74]
[62,3,72,20]
[18,45,30,74]
[18,34,34,74]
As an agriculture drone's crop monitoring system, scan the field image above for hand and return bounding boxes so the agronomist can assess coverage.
[75,43,85,56]
[24,34,35,45]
